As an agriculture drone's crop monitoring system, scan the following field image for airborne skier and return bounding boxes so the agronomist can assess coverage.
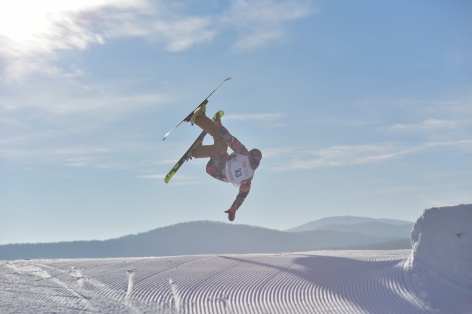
[189,104,262,222]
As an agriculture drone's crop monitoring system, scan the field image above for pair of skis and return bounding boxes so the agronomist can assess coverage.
[163,77,231,183]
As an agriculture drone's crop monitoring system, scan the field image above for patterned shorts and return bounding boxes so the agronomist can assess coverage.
[206,151,229,182]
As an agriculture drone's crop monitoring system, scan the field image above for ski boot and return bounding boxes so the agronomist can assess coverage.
[190,103,207,125]
[187,138,204,159]
[214,110,223,126]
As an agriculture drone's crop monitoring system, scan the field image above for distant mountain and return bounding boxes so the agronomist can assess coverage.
[287,216,413,238]
[0,220,411,260]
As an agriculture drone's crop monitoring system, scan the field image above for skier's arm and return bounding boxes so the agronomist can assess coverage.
[217,124,252,209]
[230,179,252,210]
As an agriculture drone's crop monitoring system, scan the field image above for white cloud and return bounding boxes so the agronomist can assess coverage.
[224,113,284,121]
[136,174,165,180]
[0,0,211,82]
[424,139,472,151]
[0,0,146,82]
[280,144,406,170]
[0,145,110,165]
[137,173,203,186]
[0,131,57,145]
[274,139,472,171]
[101,8,216,52]
[224,0,314,51]
[1,83,169,115]
[390,119,460,133]
[0,0,313,82]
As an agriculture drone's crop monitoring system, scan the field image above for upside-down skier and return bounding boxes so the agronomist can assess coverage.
[189,104,262,222]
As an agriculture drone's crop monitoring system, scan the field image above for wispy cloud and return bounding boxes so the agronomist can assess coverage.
[101,5,217,52]
[0,0,313,82]
[224,113,284,121]
[423,139,472,151]
[137,173,203,185]
[278,144,406,170]
[0,131,57,145]
[389,119,460,133]
[0,145,109,159]
[0,81,170,115]
[222,112,286,128]
[0,144,114,171]
[136,174,165,180]
[223,0,314,51]
[274,139,472,171]
[360,97,472,123]
[0,0,146,83]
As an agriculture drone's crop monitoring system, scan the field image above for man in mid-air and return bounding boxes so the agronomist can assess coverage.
[189,105,262,222]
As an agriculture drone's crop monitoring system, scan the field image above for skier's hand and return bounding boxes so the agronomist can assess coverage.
[225,207,237,222]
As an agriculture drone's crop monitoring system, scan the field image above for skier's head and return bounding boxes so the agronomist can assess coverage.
[249,148,262,170]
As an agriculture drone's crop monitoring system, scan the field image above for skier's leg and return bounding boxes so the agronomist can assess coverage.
[194,114,220,138]
[191,115,227,158]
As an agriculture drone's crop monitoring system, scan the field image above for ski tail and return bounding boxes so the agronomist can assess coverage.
[164,130,205,184]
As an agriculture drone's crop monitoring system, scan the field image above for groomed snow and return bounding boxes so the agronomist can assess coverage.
[0,205,471,313]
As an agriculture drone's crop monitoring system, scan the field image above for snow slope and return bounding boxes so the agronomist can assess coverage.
[0,251,423,313]
[0,205,470,313]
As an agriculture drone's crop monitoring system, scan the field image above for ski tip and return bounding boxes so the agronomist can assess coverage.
[163,129,173,141]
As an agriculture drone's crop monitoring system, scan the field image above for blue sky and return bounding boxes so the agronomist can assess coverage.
[1,0,471,244]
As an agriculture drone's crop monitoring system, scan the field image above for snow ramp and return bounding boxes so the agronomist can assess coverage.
[408,204,472,313]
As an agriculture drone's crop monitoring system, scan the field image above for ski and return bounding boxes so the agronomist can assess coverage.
[162,77,231,141]
[164,111,224,184]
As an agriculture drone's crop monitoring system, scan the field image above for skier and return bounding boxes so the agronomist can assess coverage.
[189,105,262,222]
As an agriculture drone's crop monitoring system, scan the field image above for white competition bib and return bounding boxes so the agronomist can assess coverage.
[225,154,254,186]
